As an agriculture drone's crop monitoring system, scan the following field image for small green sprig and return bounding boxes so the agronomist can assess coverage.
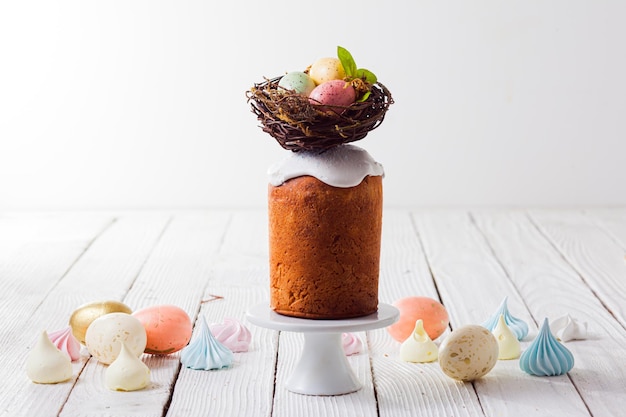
[337,46,377,101]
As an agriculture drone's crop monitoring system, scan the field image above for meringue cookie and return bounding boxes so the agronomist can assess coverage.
[520,318,574,376]
[26,331,73,384]
[48,326,81,361]
[181,316,233,370]
[209,318,252,353]
[482,296,529,340]
[492,314,521,360]
[399,320,438,363]
[550,314,587,342]
[105,342,150,391]
[342,333,363,356]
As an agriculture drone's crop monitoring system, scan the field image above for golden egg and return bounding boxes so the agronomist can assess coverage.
[69,300,132,344]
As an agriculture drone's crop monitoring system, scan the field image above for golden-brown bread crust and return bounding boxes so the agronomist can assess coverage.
[268,175,382,319]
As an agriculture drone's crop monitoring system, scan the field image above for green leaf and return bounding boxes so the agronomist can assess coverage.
[357,91,371,102]
[355,68,377,84]
[337,46,357,78]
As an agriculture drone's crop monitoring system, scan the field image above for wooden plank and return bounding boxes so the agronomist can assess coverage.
[372,210,484,417]
[0,212,113,309]
[473,209,626,416]
[167,284,276,417]
[1,213,170,417]
[529,209,626,327]
[164,211,275,417]
[413,210,534,327]
[0,212,114,417]
[3,209,624,417]
[59,212,230,417]
[584,208,626,250]
[412,209,590,417]
[164,210,277,417]
[378,209,442,303]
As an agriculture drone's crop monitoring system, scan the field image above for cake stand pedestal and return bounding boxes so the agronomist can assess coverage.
[246,303,399,396]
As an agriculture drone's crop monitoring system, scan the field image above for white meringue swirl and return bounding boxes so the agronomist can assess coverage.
[550,314,587,342]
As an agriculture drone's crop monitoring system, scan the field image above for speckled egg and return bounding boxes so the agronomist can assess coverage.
[308,57,345,85]
[387,296,449,342]
[85,312,147,365]
[278,71,316,96]
[69,300,133,344]
[132,305,192,355]
[438,325,499,381]
[308,80,356,114]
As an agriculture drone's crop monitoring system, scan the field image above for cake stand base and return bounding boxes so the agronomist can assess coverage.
[246,303,399,396]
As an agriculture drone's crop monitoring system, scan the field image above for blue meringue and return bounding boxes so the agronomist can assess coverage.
[520,318,574,376]
[482,296,529,340]
[181,316,233,370]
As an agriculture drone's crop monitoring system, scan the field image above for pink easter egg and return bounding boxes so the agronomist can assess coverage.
[133,305,192,355]
[308,80,356,114]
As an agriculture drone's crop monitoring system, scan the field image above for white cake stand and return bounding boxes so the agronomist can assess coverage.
[246,303,399,396]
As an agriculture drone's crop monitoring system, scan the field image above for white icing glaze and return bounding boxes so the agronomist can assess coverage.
[268,144,384,187]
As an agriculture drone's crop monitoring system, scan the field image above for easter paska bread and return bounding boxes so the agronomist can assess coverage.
[247,47,393,320]
[268,173,382,319]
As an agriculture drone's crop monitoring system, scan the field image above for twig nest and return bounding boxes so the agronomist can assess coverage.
[247,76,393,152]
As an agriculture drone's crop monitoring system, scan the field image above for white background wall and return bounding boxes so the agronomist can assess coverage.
[1,1,625,210]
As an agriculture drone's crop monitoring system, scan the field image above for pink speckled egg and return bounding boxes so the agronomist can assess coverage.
[132,305,192,355]
[309,80,356,114]
[387,296,449,342]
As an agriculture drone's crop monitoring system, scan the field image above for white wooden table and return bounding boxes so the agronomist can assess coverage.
[1,209,626,417]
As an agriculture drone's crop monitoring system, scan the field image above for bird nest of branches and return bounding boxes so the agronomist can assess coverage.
[246,76,393,152]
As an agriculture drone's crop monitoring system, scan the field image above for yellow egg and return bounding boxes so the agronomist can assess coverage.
[69,300,132,344]
[438,325,499,381]
[309,57,346,85]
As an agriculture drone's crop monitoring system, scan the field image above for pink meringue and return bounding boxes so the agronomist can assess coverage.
[48,326,81,361]
[342,332,363,356]
[209,318,252,353]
